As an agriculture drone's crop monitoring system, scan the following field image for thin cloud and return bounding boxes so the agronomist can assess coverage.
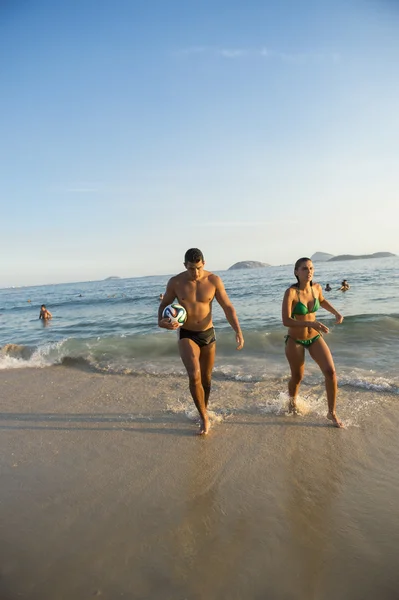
[204,222,267,228]
[176,46,209,55]
[219,48,248,58]
[46,185,101,194]
[203,221,281,228]
[202,220,301,228]
[53,183,125,194]
[67,187,99,193]
[176,46,340,64]
[50,182,103,193]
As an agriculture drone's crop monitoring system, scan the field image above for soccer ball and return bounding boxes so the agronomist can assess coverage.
[162,303,187,327]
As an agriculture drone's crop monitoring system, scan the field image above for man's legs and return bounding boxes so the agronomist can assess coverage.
[199,342,216,407]
[179,338,210,434]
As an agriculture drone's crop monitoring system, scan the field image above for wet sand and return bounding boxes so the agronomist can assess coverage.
[1,366,399,600]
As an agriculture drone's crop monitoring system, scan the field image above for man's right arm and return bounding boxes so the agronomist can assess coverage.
[158,278,180,330]
[214,275,244,350]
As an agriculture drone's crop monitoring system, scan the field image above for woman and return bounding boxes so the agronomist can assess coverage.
[282,258,344,427]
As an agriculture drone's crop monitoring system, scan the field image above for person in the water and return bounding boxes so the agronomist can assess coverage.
[338,279,350,291]
[39,304,52,320]
[282,258,344,427]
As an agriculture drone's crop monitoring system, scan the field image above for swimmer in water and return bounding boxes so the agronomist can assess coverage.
[338,279,350,291]
[39,304,52,320]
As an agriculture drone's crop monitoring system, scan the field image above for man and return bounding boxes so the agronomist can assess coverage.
[158,248,244,435]
[39,304,52,320]
[338,279,350,291]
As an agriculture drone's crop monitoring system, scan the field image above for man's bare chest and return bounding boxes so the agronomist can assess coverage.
[177,282,215,304]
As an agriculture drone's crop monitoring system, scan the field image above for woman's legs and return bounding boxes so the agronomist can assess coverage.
[285,337,305,413]
[308,337,343,427]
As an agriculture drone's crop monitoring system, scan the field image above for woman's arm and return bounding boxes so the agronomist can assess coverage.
[318,285,343,323]
[320,298,343,323]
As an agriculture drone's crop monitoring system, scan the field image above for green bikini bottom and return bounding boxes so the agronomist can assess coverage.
[285,334,321,347]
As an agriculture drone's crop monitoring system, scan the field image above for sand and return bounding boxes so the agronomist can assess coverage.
[1,365,399,600]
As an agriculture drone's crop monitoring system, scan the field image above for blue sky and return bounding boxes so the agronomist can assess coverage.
[1,0,398,286]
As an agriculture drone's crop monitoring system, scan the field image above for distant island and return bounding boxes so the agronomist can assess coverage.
[104,276,121,280]
[311,252,334,262]
[311,251,395,263]
[329,252,396,262]
[228,261,270,270]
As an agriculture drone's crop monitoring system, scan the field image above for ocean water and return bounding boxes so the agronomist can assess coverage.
[2,260,399,599]
[1,256,398,400]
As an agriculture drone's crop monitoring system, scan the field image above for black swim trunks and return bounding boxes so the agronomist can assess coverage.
[179,327,216,348]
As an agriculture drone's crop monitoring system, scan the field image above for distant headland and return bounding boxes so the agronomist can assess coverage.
[311,252,335,262]
[104,276,121,280]
[228,261,270,270]
[311,252,396,263]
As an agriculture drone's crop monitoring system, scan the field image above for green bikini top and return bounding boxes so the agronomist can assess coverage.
[291,286,320,317]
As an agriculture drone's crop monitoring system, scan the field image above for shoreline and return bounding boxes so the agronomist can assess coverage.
[1,366,399,599]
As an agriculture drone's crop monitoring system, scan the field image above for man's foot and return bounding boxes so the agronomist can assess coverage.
[198,415,210,435]
[288,399,300,415]
[327,412,344,428]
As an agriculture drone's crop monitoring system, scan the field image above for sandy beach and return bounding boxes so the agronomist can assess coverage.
[1,365,399,599]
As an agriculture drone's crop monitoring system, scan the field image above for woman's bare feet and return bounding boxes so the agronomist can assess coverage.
[198,415,210,435]
[327,412,344,428]
[288,399,300,415]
